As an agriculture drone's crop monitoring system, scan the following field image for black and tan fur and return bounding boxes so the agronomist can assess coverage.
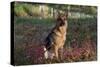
[44,12,68,59]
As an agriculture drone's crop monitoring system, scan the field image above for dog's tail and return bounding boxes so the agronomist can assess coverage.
[44,33,53,50]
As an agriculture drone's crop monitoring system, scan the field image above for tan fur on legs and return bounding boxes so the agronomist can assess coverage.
[55,47,59,59]
[59,47,63,60]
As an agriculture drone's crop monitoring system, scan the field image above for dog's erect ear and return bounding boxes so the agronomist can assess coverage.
[65,12,68,18]
[57,11,68,21]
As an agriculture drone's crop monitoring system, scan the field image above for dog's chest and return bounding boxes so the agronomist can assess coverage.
[59,25,66,34]
[52,25,66,44]
[56,23,67,37]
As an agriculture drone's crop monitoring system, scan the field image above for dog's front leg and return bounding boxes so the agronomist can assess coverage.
[59,47,64,60]
[54,47,59,59]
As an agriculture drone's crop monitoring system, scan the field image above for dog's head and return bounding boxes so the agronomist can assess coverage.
[57,12,68,26]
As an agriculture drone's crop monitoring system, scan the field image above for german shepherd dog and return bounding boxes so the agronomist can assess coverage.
[43,12,68,60]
